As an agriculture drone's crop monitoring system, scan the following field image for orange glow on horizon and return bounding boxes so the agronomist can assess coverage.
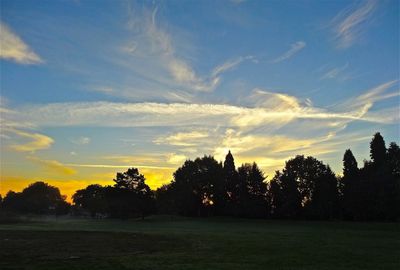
[0,167,175,203]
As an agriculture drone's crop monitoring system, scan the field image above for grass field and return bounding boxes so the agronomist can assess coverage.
[0,216,399,270]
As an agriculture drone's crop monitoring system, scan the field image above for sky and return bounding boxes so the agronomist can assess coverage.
[0,0,399,200]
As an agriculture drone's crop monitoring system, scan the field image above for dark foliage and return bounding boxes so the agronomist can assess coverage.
[341,149,361,220]
[166,156,225,216]
[340,134,400,221]
[2,182,70,215]
[72,168,155,219]
[269,156,338,220]
[72,184,108,217]
[3,132,399,221]
[236,163,269,218]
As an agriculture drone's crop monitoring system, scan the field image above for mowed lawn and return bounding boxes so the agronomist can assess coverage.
[0,216,399,270]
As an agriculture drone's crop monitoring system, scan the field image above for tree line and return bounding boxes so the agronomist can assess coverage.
[1,132,399,221]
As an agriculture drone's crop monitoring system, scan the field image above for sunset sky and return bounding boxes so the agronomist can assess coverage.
[1,0,399,200]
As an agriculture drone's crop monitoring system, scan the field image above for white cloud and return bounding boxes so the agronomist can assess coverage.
[5,128,54,153]
[321,63,349,80]
[71,136,91,145]
[331,0,378,48]
[166,153,187,165]
[338,80,399,114]
[27,156,76,175]
[154,131,209,146]
[9,80,398,129]
[272,41,306,63]
[65,163,174,170]
[120,6,253,94]
[0,22,43,64]
[230,0,247,4]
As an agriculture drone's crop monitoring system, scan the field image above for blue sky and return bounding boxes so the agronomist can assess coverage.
[1,0,399,198]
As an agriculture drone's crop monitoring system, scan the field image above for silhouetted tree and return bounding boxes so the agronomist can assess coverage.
[112,168,155,219]
[237,163,268,218]
[171,156,224,216]
[370,132,387,166]
[155,184,177,215]
[72,169,155,219]
[224,150,240,215]
[269,156,338,219]
[341,149,360,220]
[356,134,399,220]
[387,142,400,219]
[114,168,148,192]
[269,170,301,219]
[2,182,70,215]
[72,184,108,217]
[2,191,23,212]
[388,142,400,177]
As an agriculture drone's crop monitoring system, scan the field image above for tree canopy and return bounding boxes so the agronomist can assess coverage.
[3,132,399,222]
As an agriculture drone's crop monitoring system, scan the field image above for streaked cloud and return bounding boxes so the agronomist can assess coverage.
[27,156,76,175]
[101,155,169,167]
[120,6,253,94]
[338,80,399,115]
[154,130,209,146]
[7,128,54,153]
[7,80,398,130]
[71,136,91,145]
[213,129,374,177]
[230,0,247,4]
[272,41,306,63]
[331,0,378,48]
[0,22,43,64]
[166,153,187,165]
[321,63,349,80]
[65,163,174,170]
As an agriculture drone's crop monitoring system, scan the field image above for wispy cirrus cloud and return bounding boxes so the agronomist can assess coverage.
[2,80,397,179]
[320,63,349,80]
[71,136,91,145]
[0,104,53,153]
[27,156,76,175]
[211,126,375,175]
[331,0,378,48]
[6,128,54,153]
[154,130,209,146]
[115,5,254,95]
[0,22,43,64]
[6,80,398,129]
[166,153,187,165]
[272,41,306,63]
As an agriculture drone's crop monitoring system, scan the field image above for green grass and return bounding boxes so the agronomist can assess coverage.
[0,216,399,270]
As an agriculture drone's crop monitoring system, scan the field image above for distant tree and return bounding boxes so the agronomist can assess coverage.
[2,191,23,212]
[171,156,224,216]
[72,184,108,217]
[357,134,400,221]
[155,184,177,215]
[341,149,360,220]
[269,155,338,220]
[310,164,339,220]
[114,168,149,193]
[387,142,400,219]
[223,151,240,215]
[237,163,268,218]
[112,168,155,219]
[2,182,70,215]
[370,132,387,166]
[387,142,400,177]
[269,170,301,219]
[343,149,358,177]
